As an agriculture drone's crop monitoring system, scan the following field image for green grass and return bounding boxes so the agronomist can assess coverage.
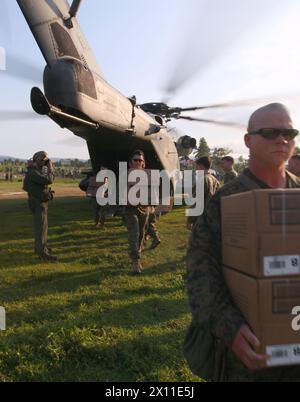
[0,195,199,382]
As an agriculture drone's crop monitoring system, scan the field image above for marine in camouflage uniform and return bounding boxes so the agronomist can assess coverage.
[187,156,220,229]
[223,169,238,184]
[221,156,238,185]
[124,205,149,264]
[186,103,300,382]
[124,150,150,274]
[23,151,57,261]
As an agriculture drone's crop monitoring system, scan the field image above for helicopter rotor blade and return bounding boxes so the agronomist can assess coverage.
[177,95,300,113]
[0,0,11,42]
[0,0,43,83]
[177,115,246,130]
[0,5,43,119]
[1,52,43,83]
[0,111,44,121]
[163,0,286,97]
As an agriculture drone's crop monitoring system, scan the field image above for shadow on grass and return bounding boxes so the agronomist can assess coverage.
[0,260,183,304]
[0,273,190,381]
[0,198,191,382]
[0,327,192,382]
[7,294,188,332]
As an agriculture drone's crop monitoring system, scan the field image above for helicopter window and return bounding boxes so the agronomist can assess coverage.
[155,116,164,125]
[51,22,81,60]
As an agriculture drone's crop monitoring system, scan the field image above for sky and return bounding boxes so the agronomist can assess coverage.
[1,0,300,159]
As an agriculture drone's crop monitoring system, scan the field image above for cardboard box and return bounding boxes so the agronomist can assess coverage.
[223,266,300,368]
[222,190,300,278]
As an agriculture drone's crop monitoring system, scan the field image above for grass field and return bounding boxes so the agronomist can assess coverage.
[0,192,200,382]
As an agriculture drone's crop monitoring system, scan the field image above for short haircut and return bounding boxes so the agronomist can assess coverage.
[248,103,292,133]
[196,156,212,170]
[130,150,145,161]
[221,156,234,164]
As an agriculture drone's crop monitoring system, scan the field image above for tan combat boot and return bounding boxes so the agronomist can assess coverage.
[149,237,161,250]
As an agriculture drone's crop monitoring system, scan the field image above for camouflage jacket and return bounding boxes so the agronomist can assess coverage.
[223,170,238,185]
[23,167,54,202]
[187,173,220,225]
[186,168,300,347]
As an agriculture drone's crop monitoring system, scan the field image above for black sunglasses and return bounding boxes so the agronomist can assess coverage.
[248,128,299,141]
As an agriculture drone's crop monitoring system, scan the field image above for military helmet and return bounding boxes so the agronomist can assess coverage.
[33,151,48,163]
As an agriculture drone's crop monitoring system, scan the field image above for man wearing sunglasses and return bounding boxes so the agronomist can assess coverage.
[186,103,300,382]
[124,150,150,275]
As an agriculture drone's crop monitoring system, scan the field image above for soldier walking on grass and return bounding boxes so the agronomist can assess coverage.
[124,150,150,275]
[23,151,57,262]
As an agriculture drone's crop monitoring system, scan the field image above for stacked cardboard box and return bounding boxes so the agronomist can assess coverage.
[222,190,300,367]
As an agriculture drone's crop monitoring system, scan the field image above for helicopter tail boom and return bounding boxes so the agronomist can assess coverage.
[16,0,102,76]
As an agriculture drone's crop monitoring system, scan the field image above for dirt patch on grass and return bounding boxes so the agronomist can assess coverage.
[0,187,84,200]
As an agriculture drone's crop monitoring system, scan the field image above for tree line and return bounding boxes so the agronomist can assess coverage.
[193,137,246,173]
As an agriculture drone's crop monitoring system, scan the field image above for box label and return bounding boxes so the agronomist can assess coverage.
[267,344,300,367]
[264,255,300,277]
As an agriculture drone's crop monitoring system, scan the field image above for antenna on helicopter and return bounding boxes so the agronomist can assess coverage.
[65,0,83,29]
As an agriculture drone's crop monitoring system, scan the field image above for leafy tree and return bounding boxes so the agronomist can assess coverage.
[195,137,211,158]
[235,156,249,173]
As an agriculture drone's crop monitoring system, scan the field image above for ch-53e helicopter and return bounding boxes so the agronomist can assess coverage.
[12,0,251,180]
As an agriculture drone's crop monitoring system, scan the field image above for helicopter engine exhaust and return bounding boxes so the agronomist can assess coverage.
[43,58,97,110]
[176,136,197,157]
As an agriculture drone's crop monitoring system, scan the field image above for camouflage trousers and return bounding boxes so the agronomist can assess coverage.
[222,350,300,382]
[90,198,106,226]
[146,207,160,242]
[124,206,149,261]
[28,196,49,256]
